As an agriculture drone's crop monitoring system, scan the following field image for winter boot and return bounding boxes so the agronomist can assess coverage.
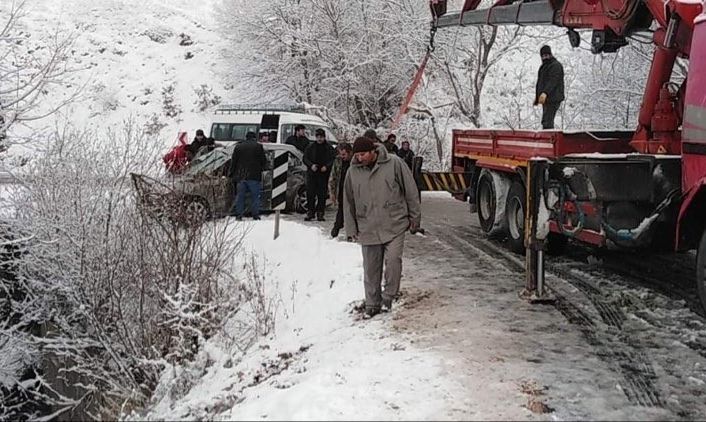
[362,307,380,320]
[381,298,393,313]
[330,226,340,238]
[304,212,315,221]
[317,212,325,222]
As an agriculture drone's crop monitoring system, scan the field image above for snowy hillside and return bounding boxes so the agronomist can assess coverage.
[9,0,243,155]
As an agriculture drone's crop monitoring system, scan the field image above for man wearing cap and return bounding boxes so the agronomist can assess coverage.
[363,128,382,144]
[286,124,310,153]
[383,133,399,154]
[187,129,215,157]
[343,136,421,319]
[230,131,266,221]
[303,128,335,221]
[534,45,565,129]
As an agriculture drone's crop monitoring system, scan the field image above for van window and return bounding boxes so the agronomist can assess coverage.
[281,124,338,144]
[210,123,260,141]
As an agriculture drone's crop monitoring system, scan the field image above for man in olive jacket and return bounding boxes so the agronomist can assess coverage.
[343,137,421,319]
[534,45,565,129]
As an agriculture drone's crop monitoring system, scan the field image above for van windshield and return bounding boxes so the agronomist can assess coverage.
[210,123,259,141]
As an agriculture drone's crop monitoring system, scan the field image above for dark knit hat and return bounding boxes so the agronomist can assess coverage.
[195,129,205,136]
[245,131,256,141]
[540,45,552,56]
[315,128,325,136]
[352,137,376,153]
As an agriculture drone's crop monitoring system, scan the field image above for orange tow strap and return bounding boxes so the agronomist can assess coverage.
[391,50,432,130]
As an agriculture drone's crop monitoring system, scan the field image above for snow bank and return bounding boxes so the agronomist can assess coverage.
[141,218,462,421]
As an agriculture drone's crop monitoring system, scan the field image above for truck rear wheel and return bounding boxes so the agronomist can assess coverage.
[506,181,526,254]
[698,229,706,312]
[476,171,499,234]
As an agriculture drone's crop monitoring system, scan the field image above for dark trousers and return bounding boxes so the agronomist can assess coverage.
[232,180,261,217]
[306,173,329,215]
[542,102,561,129]
[333,204,344,230]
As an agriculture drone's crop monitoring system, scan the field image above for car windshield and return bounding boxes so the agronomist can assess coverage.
[181,144,303,177]
[183,144,235,176]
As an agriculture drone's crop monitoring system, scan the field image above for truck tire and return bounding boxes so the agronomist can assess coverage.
[476,171,498,234]
[698,229,706,313]
[506,181,526,254]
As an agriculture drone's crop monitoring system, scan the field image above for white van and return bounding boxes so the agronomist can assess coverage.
[208,105,338,145]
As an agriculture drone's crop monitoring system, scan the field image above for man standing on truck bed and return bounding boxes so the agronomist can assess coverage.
[304,128,335,221]
[534,45,565,129]
[344,137,421,319]
[286,124,310,153]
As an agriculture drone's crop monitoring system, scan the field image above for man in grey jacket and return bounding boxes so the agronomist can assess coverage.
[343,136,422,319]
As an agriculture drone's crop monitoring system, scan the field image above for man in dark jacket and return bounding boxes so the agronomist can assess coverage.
[534,45,565,129]
[363,128,382,145]
[303,128,335,221]
[187,129,215,157]
[285,124,310,153]
[330,143,353,238]
[396,141,415,170]
[230,131,266,221]
[383,134,399,154]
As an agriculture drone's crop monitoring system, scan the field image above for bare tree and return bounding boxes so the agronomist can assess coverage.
[0,120,246,419]
[219,0,429,128]
[0,0,79,148]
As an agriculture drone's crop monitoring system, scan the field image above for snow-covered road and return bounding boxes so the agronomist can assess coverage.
[141,192,706,420]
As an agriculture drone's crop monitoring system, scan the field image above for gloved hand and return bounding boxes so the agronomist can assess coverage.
[538,93,547,105]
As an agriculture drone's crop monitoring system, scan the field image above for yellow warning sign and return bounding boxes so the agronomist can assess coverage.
[656,145,667,154]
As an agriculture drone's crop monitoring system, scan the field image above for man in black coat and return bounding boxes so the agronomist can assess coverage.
[534,45,565,129]
[230,131,266,220]
[383,134,399,154]
[285,124,310,153]
[303,128,335,221]
[330,142,353,238]
[396,141,415,170]
[187,129,215,157]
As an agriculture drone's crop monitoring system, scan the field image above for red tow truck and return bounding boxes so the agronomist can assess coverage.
[427,0,706,307]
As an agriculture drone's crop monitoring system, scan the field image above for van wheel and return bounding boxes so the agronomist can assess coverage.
[476,171,498,234]
[506,181,526,254]
[697,229,706,313]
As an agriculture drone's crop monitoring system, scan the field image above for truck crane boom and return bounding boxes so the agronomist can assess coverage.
[430,0,703,155]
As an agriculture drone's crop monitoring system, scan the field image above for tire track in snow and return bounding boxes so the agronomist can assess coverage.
[426,221,663,408]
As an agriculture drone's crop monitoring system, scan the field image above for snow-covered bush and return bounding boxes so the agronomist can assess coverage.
[0,121,244,419]
[193,84,222,112]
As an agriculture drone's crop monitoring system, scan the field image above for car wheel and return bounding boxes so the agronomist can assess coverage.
[294,185,308,214]
[184,197,210,224]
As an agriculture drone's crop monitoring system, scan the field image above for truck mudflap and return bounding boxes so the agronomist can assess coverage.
[418,171,472,198]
